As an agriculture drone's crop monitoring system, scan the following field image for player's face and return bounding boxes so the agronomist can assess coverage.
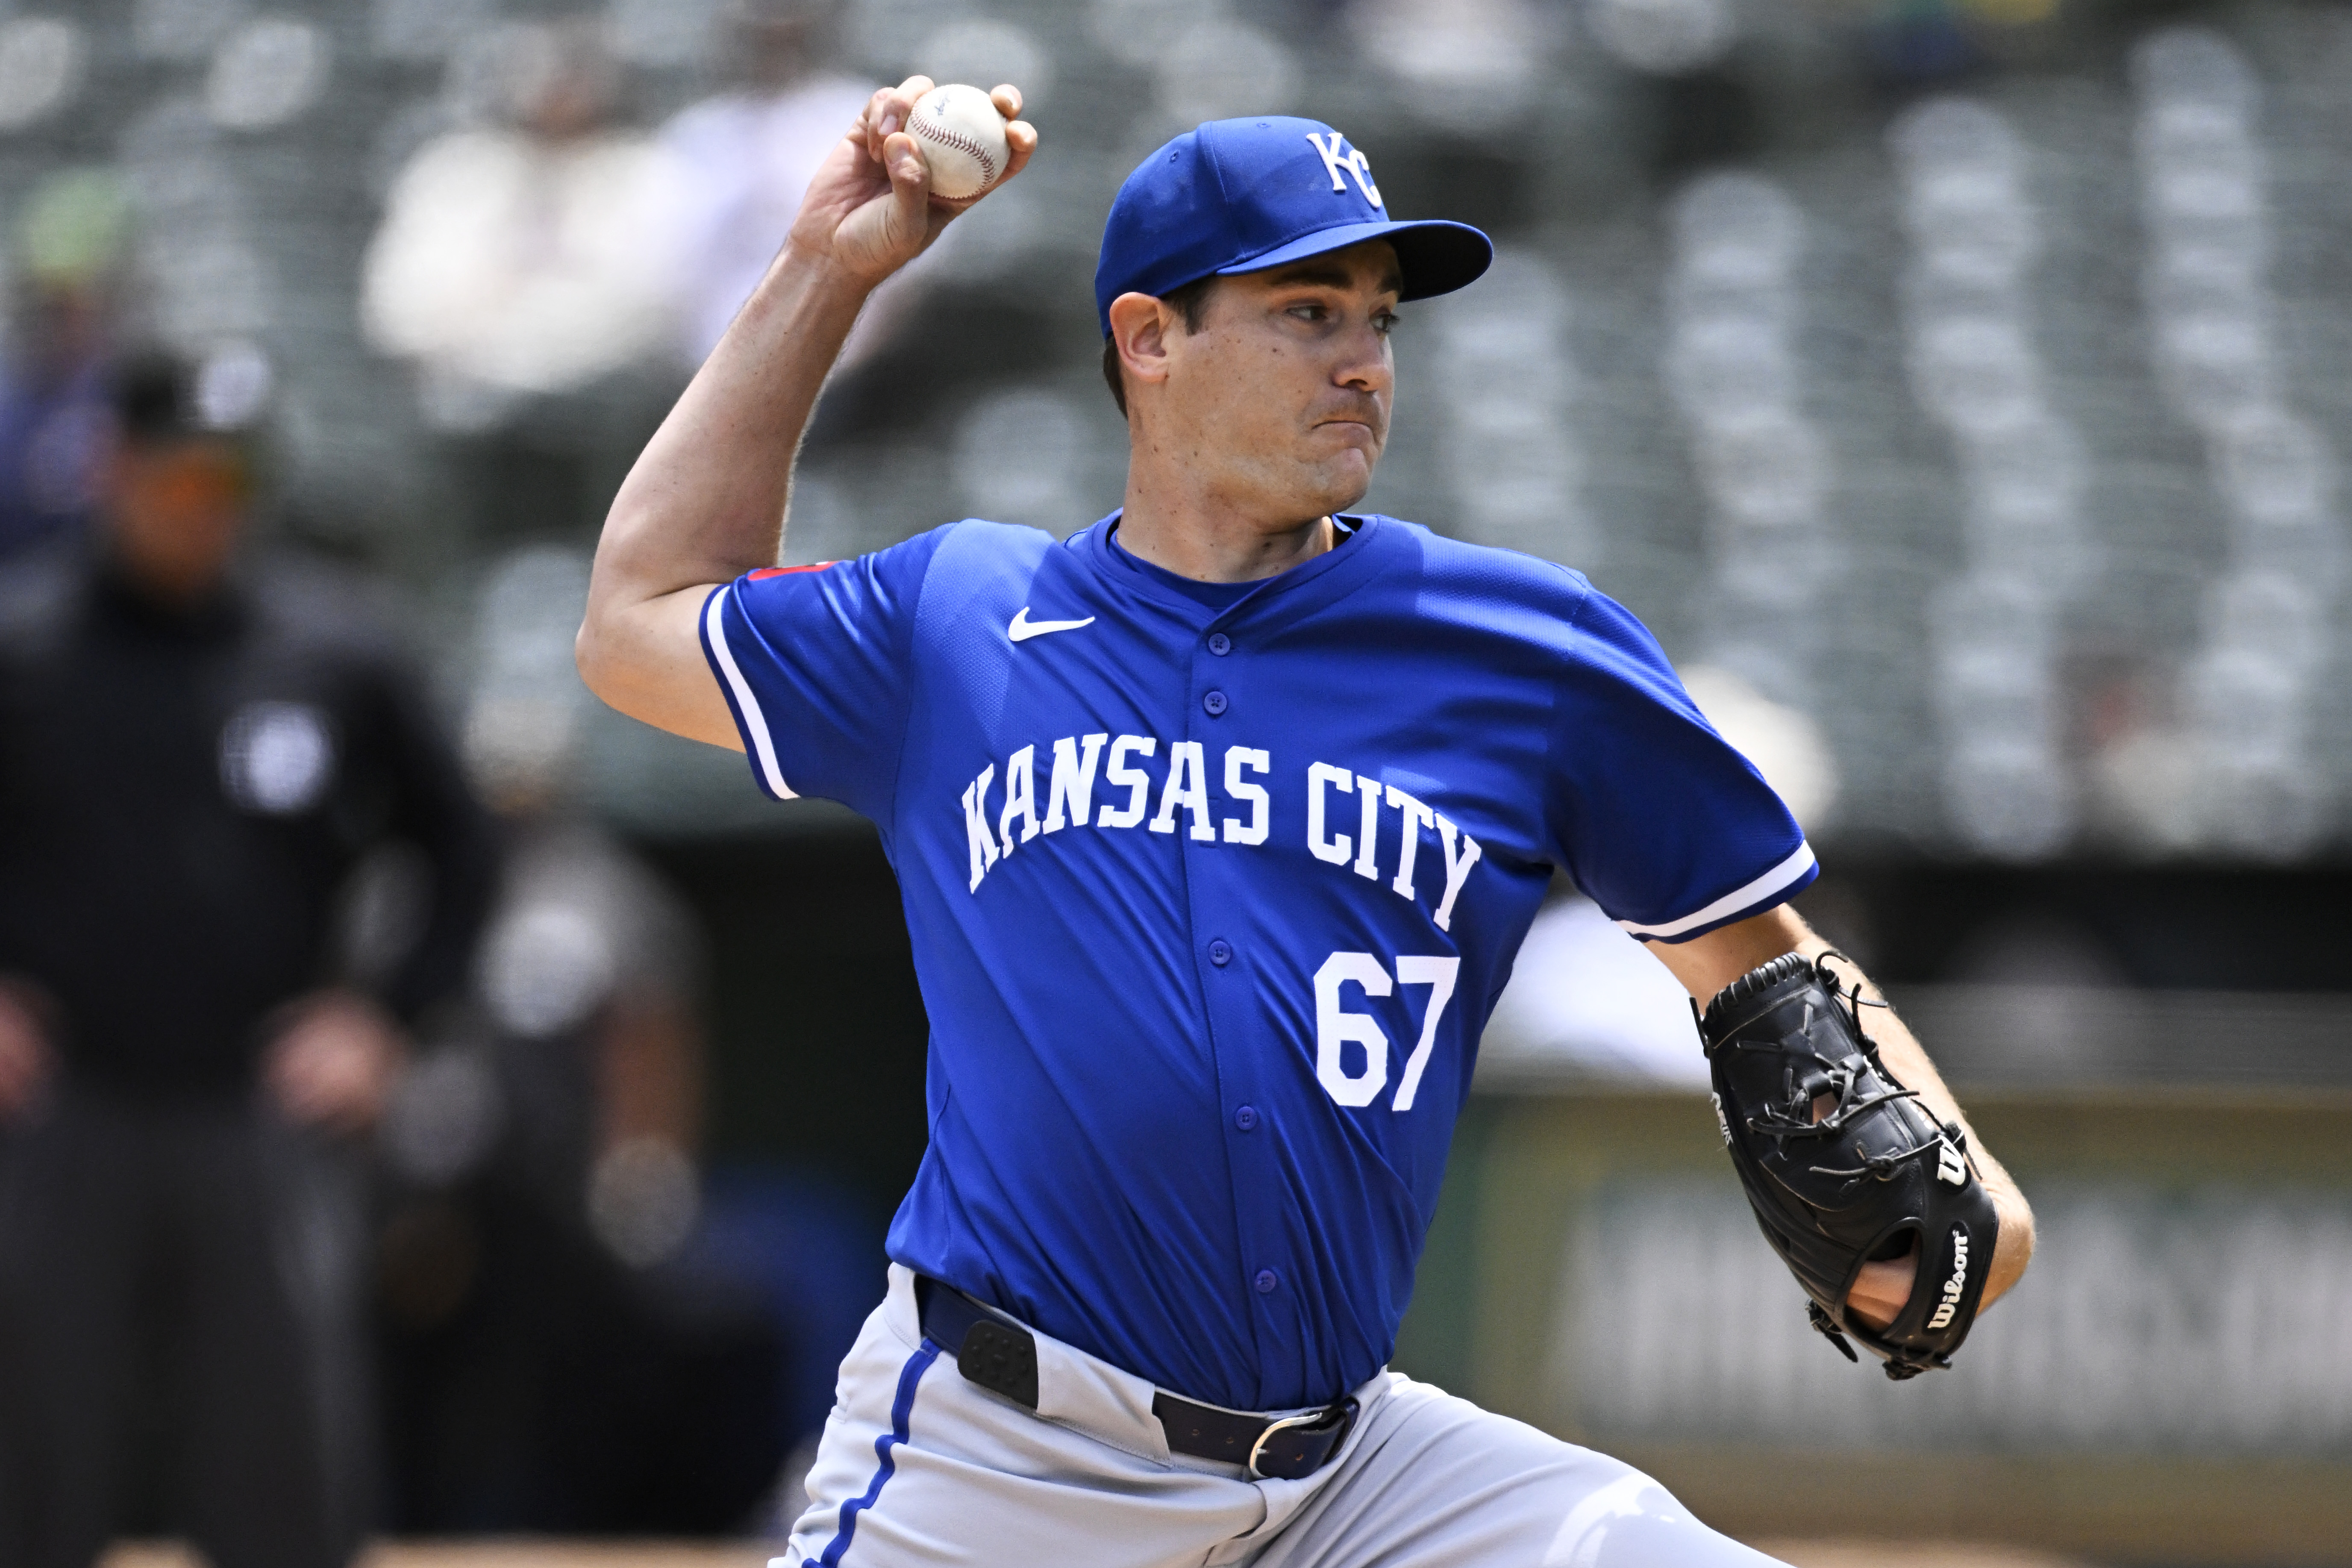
[1168,240,1401,524]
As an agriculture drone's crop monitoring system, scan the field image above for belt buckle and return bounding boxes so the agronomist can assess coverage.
[1245,1397,1357,1481]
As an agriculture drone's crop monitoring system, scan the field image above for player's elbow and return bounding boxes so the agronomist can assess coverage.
[1984,1185,2036,1308]
[573,588,732,748]
[573,617,664,732]
[2005,1188,2037,1271]
[574,610,630,715]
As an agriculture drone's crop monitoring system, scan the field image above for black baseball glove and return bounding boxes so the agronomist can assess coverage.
[1697,951,1999,1380]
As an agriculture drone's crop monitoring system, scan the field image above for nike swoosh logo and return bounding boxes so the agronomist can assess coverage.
[1008,607,1097,643]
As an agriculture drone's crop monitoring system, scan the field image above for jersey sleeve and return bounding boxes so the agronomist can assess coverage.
[1546,583,1816,943]
[697,525,950,818]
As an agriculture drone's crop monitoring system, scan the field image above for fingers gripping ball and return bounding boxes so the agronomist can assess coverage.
[908,83,1010,200]
[1697,953,2000,1380]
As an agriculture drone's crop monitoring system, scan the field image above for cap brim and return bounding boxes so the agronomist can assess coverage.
[1214,218,1494,303]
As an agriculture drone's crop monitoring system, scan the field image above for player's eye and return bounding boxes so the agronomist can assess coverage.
[1373,310,1400,336]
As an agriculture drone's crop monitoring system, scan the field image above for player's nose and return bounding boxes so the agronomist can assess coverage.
[1332,328,1394,396]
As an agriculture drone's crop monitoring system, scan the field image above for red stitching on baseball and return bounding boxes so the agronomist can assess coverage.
[912,106,1000,185]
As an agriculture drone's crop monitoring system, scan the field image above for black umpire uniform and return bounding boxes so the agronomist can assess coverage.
[0,357,495,1568]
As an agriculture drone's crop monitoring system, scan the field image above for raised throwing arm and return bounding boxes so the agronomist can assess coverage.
[575,78,1037,747]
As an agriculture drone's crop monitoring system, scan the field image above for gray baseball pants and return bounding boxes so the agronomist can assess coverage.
[780,1265,1785,1567]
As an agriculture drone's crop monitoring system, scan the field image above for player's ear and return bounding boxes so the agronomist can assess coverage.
[1108,292,1174,392]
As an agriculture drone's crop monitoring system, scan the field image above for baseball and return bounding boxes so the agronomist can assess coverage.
[906,83,1010,201]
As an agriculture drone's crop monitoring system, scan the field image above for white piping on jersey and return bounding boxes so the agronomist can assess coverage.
[1614,840,1814,941]
[704,584,797,801]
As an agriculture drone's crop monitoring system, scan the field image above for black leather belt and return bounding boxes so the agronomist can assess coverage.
[914,1275,1358,1481]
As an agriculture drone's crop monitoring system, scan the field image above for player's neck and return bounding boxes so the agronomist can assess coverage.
[1114,487,1337,586]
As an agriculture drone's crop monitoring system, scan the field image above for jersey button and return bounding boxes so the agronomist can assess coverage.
[1207,632,1232,656]
[1254,1269,1280,1294]
[1202,690,1229,717]
[1207,939,1232,966]
[1234,1104,1258,1131]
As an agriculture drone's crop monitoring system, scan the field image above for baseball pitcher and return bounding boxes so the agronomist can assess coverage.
[577,77,2036,1568]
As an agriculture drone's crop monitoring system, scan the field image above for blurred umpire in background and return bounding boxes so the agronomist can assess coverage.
[0,351,496,1568]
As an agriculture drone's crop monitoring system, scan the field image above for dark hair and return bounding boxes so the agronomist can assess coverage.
[1101,274,1220,419]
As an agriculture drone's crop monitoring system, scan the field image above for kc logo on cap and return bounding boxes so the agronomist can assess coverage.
[1303,131,1382,209]
[1093,115,1491,336]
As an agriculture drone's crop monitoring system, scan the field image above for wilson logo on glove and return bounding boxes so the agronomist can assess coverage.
[1926,1228,1970,1330]
[1936,1138,1968,1186]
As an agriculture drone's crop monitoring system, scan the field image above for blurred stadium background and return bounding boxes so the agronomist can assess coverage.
[5,0,2352,1562]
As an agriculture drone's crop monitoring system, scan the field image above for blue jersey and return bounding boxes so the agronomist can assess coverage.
[700,512,1814,1412]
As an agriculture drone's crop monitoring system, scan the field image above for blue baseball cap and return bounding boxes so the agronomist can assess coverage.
[1094,116,1493,336]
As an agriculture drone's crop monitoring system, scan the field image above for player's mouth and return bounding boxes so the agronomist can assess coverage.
[1312,410,1385,444]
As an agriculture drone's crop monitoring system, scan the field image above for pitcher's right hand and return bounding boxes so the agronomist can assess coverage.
[789,77,1037,289]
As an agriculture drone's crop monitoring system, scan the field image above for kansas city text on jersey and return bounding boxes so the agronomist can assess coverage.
[959,736,1484,926]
